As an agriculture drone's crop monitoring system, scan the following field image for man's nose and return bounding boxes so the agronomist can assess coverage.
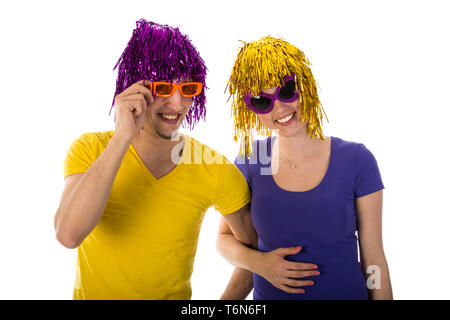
[165,89,185,109]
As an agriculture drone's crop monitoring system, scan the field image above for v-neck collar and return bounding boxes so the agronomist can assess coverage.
[129,134,187,184]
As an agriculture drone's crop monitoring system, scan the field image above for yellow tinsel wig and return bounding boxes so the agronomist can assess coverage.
[226,36,329,158]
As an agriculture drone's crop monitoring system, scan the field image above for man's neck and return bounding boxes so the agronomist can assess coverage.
[131,128,183,162]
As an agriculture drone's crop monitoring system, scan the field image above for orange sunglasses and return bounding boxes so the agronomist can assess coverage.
[149,81,203,97]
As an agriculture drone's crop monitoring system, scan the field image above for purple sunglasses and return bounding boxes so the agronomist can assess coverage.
[243,73,299,114]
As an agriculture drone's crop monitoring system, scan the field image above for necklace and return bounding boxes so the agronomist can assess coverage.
[276,136,330,169]
[278,150,297,169]
[274,138,298,169]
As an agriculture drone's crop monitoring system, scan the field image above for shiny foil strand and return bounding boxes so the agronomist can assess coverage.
[110,19,207,130]
[226,36,329,157]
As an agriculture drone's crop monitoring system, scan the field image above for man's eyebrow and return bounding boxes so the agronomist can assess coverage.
[156,77,192,83]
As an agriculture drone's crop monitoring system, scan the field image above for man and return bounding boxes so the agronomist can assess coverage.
[54,19,255,300]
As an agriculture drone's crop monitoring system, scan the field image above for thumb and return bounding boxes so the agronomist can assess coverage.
[276,246,302,257]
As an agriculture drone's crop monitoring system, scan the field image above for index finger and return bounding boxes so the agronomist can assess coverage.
[119,79,154,103]
[140,79,150,89]
[136,79,154,103]
[285,261,318,271]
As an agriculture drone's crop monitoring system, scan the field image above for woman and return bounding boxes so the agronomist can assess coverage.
[217,36,393,300]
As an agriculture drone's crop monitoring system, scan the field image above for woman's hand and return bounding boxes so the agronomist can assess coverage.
[252,246,320,294]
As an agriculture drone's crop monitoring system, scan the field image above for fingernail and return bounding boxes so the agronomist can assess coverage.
[299,290,305,294]
[313,265,318,269]
[309,281,314,285]
[314,271,320,275]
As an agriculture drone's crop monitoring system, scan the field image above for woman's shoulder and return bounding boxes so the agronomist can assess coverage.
[332,136,384,195]
[234,136,273,166]
[332,136,380,168]
[332,135,363,152]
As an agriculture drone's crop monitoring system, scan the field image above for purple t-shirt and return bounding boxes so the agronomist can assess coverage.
[234,136,384,300]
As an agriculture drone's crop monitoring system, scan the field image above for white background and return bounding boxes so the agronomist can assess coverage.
[0,0,449,299]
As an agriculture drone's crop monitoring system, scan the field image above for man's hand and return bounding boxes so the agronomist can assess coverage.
[253,246,320,294]
[113,79,154,143]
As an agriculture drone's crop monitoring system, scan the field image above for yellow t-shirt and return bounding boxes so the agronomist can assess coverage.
[63,130,250,300]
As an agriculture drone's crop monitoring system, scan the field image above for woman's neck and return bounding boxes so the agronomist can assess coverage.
[276,129,327,162]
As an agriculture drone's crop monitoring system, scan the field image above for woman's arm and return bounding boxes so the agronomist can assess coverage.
[218,207,319,297]
[356,189,393,299]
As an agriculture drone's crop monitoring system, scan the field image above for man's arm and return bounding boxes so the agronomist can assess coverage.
[218,204,257,299]
[220,268,253,300]
[220,203,257,248]
[54,80,153,249]
[356,190,393,299]
[54,135,131,248]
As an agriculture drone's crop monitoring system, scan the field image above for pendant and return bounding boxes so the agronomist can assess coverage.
[291,164,296,168]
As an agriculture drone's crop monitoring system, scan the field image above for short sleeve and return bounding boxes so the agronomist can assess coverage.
[234,155,251,189]
[213,158,251,215]
[354,143,385,198]
[63,133,97,178]
[233,139,262,191]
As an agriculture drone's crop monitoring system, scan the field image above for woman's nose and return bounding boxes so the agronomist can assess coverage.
[272,99,291,114]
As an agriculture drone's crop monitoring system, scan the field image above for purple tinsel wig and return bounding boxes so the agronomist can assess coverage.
[109,18,207,129]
